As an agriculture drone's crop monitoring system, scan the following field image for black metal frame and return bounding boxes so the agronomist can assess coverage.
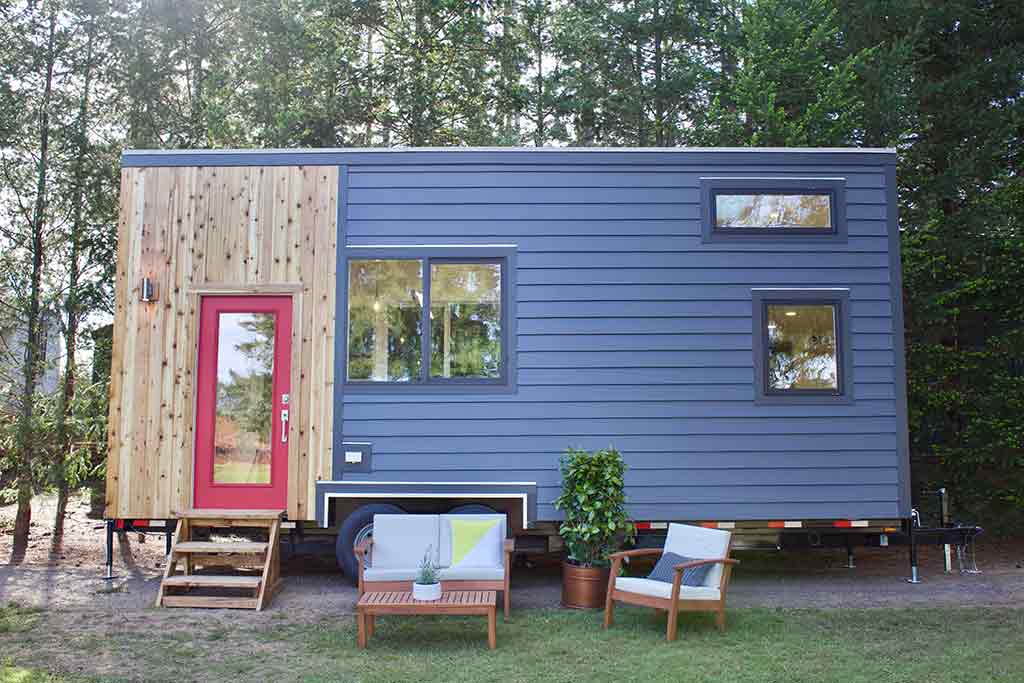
[102,518,177,580]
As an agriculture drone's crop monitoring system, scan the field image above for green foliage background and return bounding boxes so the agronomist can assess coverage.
[1,0,1021,530]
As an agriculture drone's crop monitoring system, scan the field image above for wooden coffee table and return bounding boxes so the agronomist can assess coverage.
[356,590,497,650]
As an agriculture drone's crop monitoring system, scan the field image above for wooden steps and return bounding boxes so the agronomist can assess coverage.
[156,510,283,611]
[173,541,268,554]
[162,575,262,589]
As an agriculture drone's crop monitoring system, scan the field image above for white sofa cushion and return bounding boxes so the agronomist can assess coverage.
[614,576,721,601]
[372,514,440,569]
[362,566,505,583]
[363,567,419,582]
[664,523,731,588]
[438,566,505,582]
[439,514,507,568]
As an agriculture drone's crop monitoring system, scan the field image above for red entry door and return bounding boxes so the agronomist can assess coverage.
[194,296,292,510]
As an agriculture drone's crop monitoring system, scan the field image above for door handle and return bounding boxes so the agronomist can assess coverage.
[280,408,289,443]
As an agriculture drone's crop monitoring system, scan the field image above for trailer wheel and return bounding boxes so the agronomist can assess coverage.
[336,503,404,581]
[447,504,498,515]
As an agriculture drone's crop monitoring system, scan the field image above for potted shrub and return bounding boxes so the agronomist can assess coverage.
[412,547,442,601]
[554,446,634,609]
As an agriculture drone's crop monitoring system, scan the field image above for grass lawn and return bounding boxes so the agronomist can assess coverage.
[1,602,1022,682]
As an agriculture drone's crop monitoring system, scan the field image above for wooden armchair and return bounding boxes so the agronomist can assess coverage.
[603,523,739,641]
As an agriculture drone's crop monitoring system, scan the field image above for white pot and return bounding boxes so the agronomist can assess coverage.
[412,582,442,601]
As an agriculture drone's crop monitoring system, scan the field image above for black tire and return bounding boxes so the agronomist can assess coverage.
[335,503,404,581]
[446,504,498,515]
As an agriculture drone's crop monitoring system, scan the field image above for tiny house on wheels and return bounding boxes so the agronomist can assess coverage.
[105,147,910,581]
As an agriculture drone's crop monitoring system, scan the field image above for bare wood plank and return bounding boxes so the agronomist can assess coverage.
[105,168,135,517]
[256,518,280,610]
[162,575,261,588]
[161,596,259,610]
[173,542,269,554]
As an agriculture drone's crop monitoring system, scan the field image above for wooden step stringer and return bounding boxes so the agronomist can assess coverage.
[156,510,283,611]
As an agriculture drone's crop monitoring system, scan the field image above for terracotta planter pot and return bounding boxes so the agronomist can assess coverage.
[561,561,610,609]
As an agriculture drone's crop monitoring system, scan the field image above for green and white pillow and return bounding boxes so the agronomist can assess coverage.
[449,518,503,568]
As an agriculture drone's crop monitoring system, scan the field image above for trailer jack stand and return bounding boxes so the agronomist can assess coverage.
[906,515,921,584]
[844,539,855,569]
[103,519,122,581]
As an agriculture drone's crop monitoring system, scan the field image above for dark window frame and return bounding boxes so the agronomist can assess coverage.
[701,177,847,243]
[341,246,516,394]
[751,288,854,405]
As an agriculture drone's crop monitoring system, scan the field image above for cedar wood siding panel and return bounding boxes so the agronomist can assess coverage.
[105,165,337,520]
[336,153,907,522]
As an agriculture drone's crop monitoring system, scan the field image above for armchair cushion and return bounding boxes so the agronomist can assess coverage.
[647,552,712,587]
[615,576,721,601]
[664,523,731,588]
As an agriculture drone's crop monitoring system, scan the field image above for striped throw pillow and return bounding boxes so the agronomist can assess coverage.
[647,551,712,587]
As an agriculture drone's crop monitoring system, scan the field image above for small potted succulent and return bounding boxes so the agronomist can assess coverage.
[412,547,442,601]
[555,446,634,609]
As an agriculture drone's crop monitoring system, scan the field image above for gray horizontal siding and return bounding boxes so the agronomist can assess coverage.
[338,156,906,521]
[343,400,898,419]
[347,219,890,237]
[371,451,899,470]
[348,203,887,221]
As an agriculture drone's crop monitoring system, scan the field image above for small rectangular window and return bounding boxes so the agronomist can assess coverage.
[752,289,852,404]
[701,178,846,242]
[345,253,510,388]
[766,303,838,391]
[715,193,832,230]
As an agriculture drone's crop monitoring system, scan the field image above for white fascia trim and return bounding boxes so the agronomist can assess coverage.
[319,480,537,486]
[348,244,517,249]
[321,492,529,529]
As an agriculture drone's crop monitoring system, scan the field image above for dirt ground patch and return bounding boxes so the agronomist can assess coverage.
[1,491,1022,681]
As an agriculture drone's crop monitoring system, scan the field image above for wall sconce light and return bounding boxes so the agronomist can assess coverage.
[140,276,158,303]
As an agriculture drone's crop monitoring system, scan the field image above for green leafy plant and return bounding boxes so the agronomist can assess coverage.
[415,546,439,585]
[554,446,634,567]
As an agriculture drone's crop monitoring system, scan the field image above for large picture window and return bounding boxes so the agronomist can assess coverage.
[701,177,846,242]
[346,253,509,387]
[752,289,853,404]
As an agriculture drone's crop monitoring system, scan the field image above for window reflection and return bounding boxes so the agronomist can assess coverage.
[766,304,839,391]
[347,260,423,381]
[214,313,275,484]
[430,263,502,379]
[716,194,832,229]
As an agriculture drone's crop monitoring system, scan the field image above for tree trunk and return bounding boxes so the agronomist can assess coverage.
[532,0,545,146]
[55,10,97,538]
[653,0,665,146]
[411,0,428,145]
[13,8,58,557]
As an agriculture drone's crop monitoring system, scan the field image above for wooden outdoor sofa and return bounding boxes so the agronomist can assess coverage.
[355,513,514,617]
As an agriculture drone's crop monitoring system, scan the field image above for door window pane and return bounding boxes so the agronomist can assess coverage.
[716,194,832,229]
[766,304,839,391]
[430,262,502,379]
[214,313,275,484]
[348,259,423,382]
